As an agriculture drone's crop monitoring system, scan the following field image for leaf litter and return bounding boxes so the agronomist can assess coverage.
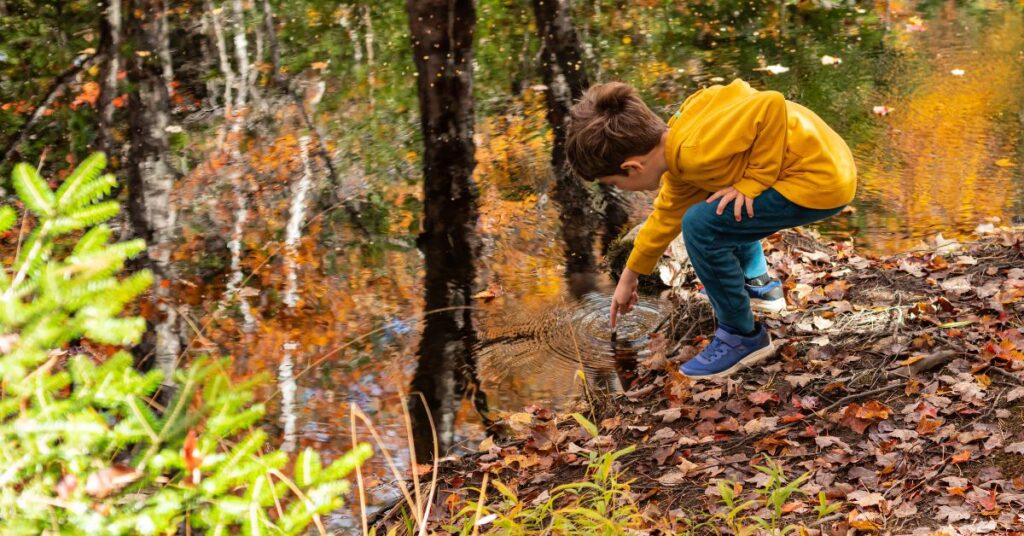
[376,226,1024,534]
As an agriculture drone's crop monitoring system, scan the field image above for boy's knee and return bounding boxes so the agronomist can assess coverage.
[682,203,718,242]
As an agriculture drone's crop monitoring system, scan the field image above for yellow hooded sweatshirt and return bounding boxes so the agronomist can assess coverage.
[626,79,857,275]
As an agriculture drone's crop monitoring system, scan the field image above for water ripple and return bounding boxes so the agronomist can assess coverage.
[475,292,666,384]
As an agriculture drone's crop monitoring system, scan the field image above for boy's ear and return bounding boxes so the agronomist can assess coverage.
[620,159,642,175]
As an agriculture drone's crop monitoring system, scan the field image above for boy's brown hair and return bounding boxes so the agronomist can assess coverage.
[565,82,666,181]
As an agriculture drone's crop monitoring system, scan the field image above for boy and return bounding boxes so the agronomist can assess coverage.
[565,79,856,379]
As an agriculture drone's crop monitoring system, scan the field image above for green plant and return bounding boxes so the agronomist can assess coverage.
[0,153,372,534]
[713,457,839,535]
[446,413,643,535]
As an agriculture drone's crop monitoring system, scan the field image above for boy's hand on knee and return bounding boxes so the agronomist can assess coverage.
[610,269,640,329]
[707,186,755,222]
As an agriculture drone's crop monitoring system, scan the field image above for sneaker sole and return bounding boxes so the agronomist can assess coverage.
[681,341,777,379]
[751,297,787,314]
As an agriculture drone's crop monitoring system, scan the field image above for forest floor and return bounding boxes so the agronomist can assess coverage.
[372,226,1024,535]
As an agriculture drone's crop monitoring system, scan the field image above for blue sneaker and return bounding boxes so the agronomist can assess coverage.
[680,324,776,378]
[746,279,786,313]
[697,278,787,313]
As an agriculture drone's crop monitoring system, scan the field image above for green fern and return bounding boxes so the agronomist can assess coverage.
[63,172,118,210]
[51,200,121,233]
[72,223,113,256]
[0,206,16,233]
[0,154,373,535]
[55,152,106,208]
[11,162,55,216]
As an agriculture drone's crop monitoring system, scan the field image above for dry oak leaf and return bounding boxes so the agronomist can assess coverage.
[916,417,944,435]
[656,470,689,486]
[847,510,880,530]
[653,444,677,465]
[839,400,892,434]
[1003,441,1024,454]
[183,429,203,485]
[781,500,805,514]
[743,416,779,435]
[951,450,972,464]
[676,457,701,476]
[747,391,778,405]
[893,501,918,518]
[693,387,723,402]
[854,400,892,420]
[652,427,676,442]
[654,407,682,423]
[936,504,972,523]
[85,465,142,499]
[847,490,886,508]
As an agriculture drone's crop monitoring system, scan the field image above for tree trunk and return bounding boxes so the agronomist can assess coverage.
[278,341,298,452]
[532,0,598,293]
[259,0,281,84]
[363,6,375,109]
[406,0,487,461]
[533,0,630,280]
[599,182,630,252]
[282,135,314,310]
[97,0,122,159]
[124,0,181,384]
[155,0,174,93]
[229,0,250,110]
[204,0,234,116]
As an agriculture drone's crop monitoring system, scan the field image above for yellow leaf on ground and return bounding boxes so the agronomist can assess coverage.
[848,510,880,530]
[951,450,972,464]
[898,354,925,366]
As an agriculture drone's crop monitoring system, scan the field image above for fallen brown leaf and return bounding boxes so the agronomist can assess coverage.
[85,465,141,499]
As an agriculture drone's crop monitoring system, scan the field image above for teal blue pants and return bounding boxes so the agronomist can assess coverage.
[682,188,845,334]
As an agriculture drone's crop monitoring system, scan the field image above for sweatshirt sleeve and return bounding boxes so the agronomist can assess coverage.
[712,91,788,199]
[626,176,708,275]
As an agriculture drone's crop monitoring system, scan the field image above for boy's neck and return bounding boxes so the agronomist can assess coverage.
[653,130,670,177]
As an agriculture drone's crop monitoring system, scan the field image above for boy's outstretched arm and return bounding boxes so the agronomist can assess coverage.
[610,180,705,328]
[610,269,640,330]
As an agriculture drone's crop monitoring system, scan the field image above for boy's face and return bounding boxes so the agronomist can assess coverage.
[597,156,662,192]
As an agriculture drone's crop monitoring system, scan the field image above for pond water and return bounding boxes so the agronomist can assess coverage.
[176,0,1023,529]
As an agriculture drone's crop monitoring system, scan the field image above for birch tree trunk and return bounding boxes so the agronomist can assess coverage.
[276,137,314,453]
[206,0,256,331]
[278,341,298,452]
[229,0,250,111]
[225,0,251,329]
[204,0,234,117]
[406,0,487,461]
[339,7,363,63]
[125,0,181,383]
[156,0,174,94]
[363,6,375,109]
[283,135,314,310]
